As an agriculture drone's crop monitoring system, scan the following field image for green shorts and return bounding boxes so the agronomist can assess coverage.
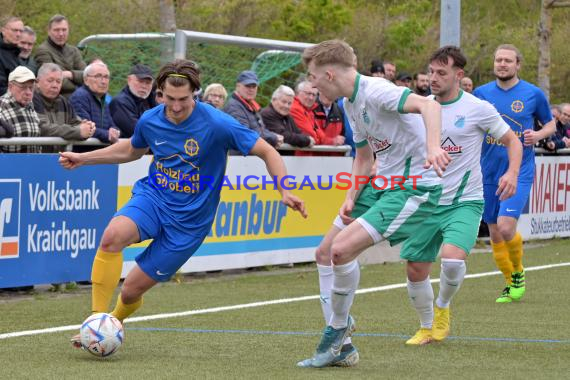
[400,200,484,262]
[344,182,442,246]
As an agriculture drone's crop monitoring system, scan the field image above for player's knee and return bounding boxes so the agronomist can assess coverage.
[330,241,349,265]
[497,224,516,241]
[315,245,332,265]
[120,285,144,304]
[100,226,129,252]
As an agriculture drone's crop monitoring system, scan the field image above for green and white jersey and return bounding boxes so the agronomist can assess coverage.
[344,74,440,186]
[437,90,510,204]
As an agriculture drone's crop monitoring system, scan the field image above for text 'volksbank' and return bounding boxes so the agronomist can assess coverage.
[27,181,100,258]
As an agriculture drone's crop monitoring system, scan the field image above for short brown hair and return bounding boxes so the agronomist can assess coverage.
[429,46,467,70]
[48,14,67,29]
[494,44,522,63]
[2,16,22,28]
[302,39,356,69]
[156,60,201,92]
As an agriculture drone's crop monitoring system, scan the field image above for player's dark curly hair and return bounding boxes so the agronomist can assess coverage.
[156,59,201,92]
[429,46,467,69]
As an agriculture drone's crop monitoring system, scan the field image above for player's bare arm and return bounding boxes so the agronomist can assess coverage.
[402,93,451,177]
[250,137,308,218]
[59,139,149,169]
[496,129,522,200]
[523,119,555,146]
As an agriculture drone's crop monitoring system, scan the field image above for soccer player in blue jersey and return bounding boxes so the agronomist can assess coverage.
[474,44,555,303]
[60,60,307,348]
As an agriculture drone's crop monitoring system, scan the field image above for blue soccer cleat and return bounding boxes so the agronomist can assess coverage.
[297,315,356,368]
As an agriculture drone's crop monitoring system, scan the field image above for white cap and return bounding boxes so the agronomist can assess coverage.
[8,66,36,83]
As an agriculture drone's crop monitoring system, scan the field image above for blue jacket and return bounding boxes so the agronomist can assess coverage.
[69,85,117,143]
[110,86,157,138]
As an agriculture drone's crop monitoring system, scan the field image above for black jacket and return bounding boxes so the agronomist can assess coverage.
[260,104,311,148]
[109,86,157,138]
[0,33,22,96]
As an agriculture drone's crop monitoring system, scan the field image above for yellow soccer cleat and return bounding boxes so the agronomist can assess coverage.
[405,328,433,345]
[432,306,450,341]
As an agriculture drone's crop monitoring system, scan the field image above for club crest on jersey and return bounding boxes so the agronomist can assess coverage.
[511,100,524,113]
[360,107,370,124]
[368,136,391,153]
[184,138,199,157]
[441,136,462,154]
[454,115,466,128]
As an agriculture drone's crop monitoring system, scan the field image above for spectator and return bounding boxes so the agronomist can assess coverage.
[546,103,570,152]
[34,15,86,97]
[383,61,397,82]
[369,59,385,78]
[109,64,157,138]
[0,17,24,95]
[223,70,282,147]
[413,71,430,96]
[312,92,346,156]
[33,63,95,153]
[337,97,355,157]
[290,80,319,142]
[18,26,37,74]
[203,83,227,109]
[0,66,46,153]
[460,76,474,93]
[395,72,413,89]
[70,61,120,151]
[550,104,560,121]
[260,85,313,153]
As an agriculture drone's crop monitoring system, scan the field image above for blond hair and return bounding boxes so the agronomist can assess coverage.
[302,39,356,69]
[494,44,523,63]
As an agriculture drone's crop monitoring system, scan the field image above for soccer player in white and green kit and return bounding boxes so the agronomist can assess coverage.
[402,46,522,345]
[297,40,451,368]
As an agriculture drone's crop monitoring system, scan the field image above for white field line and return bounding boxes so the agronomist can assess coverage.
[1,261,569,340]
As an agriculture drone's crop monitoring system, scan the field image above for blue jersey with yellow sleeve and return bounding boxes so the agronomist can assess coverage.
[130,101,259,236]
[474,80,552,184]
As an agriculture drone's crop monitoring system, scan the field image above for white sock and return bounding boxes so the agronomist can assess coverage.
[330,260,360,329]
[318,264,352,344]
[436,258,466,309]
[407,277,434,329]
[317,264,333,325]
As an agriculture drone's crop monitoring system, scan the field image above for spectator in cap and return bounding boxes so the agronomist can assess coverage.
[370,59,385,78]
[395,72,413,89]
[0,66,53,152]
[223,70,283,148]
[109,63,157,138]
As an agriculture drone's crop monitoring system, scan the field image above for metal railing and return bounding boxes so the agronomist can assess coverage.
[174,30,313,60]
[0,138,352,155]
[77,33,174,49]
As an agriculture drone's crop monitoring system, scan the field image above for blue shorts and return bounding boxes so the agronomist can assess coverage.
[482,181,533,224]
[115,194,207,282]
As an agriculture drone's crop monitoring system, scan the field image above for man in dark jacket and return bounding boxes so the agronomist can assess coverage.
[0,17,24,95]
[546,103,570,152]
[223,70,282,148]
[261,85,313,154]
[18,26,37,74]
[34,15,86,97]
[70,61,120,151]
[33,63,95,152]
[110,64,157,138]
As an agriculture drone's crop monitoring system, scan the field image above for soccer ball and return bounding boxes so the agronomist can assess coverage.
[80,313,124,357]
